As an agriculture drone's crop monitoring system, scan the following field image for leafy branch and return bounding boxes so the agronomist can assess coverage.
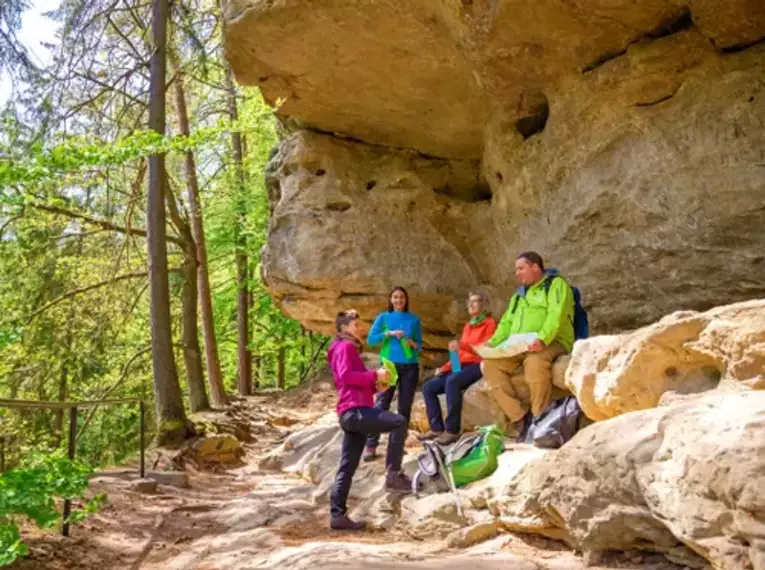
[0,107,277,189]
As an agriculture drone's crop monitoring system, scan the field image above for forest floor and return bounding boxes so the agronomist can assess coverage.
[10,380,686,570]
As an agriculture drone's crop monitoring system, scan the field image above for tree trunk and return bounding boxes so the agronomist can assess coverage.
[299,326,307,379]
[278,344,286,390]
[253,355,261,391]
[236,257,252,395]
[147,0,189,447]
[171,60,228,407]
[249,288,257,390]
[56,193,88,447]
[55,297,77,448]
[224,61,252,397]
[164,174,210,413]
[54,362,67,448]
[299,334,329,384]
[181,254,210,413]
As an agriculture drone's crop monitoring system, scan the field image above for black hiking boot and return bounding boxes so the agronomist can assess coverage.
[514,413,532,443]
[330,514,366,531]
[385,470,413,494]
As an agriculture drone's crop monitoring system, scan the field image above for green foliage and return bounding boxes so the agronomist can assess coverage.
[0,110,274,190]
[0,0,330,556]
[0,453,105,565]
[204,90,329,390]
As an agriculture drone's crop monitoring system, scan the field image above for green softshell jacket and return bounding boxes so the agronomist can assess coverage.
[488,276,575,353]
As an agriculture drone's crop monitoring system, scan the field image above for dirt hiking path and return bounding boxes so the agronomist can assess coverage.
[10,383,685,570]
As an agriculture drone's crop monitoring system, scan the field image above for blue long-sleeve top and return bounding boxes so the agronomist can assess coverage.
[367,311,422,364]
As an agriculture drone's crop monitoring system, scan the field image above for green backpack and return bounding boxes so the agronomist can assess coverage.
[413,425,505,493]
[449,425,505,487]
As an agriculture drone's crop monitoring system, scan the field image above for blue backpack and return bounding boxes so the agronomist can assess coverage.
[542,276,589,341]
[512,272,590,341]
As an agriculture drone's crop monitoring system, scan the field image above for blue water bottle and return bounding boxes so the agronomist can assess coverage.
[449,349,461,373]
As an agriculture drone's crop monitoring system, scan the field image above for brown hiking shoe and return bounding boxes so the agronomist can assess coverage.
[435,432,460,445]
[416,430,443,442]
[330,514,366,531]
[385,470,413,494]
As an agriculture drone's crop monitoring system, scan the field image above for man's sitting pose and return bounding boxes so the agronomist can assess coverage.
[481,251,574,441]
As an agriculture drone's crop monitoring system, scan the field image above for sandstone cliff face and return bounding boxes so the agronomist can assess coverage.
[224,0,765,345]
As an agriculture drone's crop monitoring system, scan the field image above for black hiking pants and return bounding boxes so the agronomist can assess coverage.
[422,363,483,434]
[330,406,407,519]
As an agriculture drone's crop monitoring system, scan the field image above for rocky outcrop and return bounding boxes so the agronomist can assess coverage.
[256,386,765,569]
[260,131,490,346]
[224,1,765,346]
[494,391,765,569]
[566,299,765,420]
[258,410,548,533]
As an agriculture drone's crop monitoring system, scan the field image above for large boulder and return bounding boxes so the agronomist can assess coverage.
[566,299,765,420]
[224,0,765,349]
[259,412,415,508]
[492,391,765,569]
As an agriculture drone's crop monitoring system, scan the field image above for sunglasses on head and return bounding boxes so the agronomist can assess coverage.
[339,309,359,319]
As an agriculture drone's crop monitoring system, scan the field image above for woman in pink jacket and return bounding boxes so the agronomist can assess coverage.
[327,310,412,531]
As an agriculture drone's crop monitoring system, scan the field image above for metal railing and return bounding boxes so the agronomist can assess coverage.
[0,398,146,536]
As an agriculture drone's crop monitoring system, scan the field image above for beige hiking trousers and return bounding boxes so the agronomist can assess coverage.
[482,341,567,422]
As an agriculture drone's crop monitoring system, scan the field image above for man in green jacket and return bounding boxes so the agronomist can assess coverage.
[481,251,574,440]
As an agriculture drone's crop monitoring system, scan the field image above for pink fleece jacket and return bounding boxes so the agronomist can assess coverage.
[327,339,377,416]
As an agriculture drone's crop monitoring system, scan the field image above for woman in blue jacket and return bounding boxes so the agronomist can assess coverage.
[364,286,422,462]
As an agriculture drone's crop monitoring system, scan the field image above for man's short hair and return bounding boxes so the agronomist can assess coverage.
[517,251,545,271]
[335,309,359,332]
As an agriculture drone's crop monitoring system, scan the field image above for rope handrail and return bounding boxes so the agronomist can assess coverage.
[0,397,147,537]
